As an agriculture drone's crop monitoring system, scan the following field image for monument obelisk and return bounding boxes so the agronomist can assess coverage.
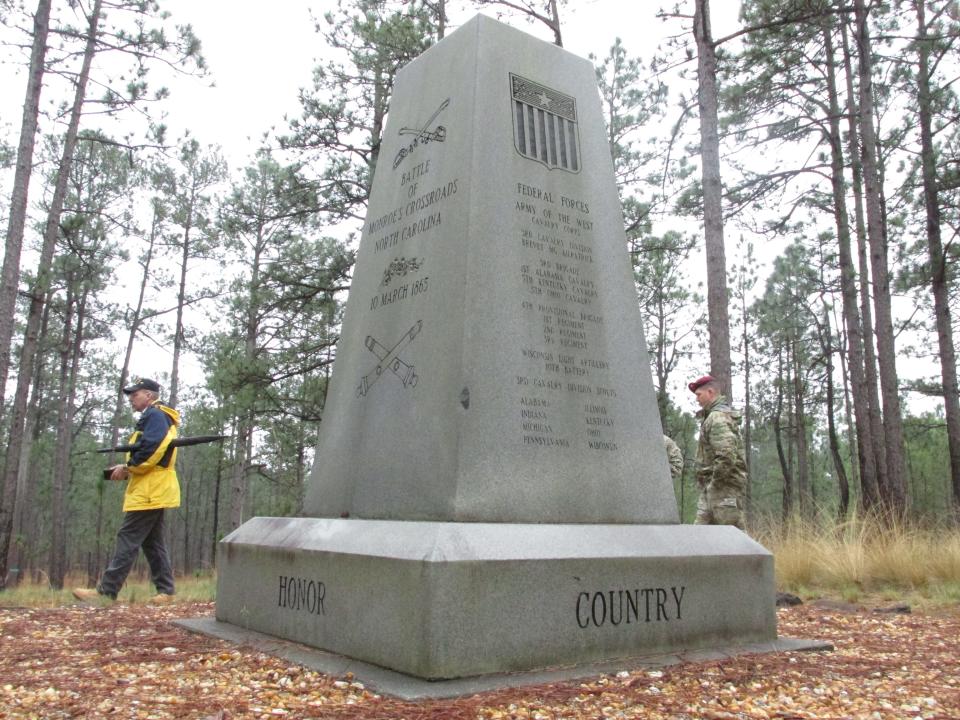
[216,15,777,680]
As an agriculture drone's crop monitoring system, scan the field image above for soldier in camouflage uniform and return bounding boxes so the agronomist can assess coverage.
[689,375,747,529]
[663,434,684,483]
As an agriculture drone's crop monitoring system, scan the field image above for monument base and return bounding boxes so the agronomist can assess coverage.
[215,517,777,680]
[177,619,829,701]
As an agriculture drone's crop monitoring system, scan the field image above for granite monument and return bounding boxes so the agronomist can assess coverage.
[215,15,778,681]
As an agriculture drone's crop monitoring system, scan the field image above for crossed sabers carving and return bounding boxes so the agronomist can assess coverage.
[356,320,422,398]
[393,98,450,169]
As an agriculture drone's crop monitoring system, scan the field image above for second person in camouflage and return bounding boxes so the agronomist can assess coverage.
[663,434,684,484]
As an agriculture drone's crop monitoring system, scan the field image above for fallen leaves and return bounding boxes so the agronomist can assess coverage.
[0,601,957,718]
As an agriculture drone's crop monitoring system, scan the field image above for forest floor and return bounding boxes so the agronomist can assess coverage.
[0,599,958,719]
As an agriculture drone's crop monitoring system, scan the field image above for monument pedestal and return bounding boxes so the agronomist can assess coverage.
[216,518,775,679]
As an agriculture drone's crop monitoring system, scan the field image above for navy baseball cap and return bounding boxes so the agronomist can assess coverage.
[123,377,160,394]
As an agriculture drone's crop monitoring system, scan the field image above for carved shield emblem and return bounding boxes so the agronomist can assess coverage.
[510,73,580,173]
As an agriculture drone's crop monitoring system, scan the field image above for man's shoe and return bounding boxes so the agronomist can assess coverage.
[72,587,112,603]
[148,593,175,605]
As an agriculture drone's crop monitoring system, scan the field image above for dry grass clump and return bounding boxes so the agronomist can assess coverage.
[4,524,960,608]
[756,513,960,602]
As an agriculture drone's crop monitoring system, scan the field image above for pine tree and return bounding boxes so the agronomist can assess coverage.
[281,0,437,224]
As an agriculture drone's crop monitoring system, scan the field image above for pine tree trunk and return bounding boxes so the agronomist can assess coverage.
[548,0,562,46]
[792,344,811,518]
[7,297,50,585]
[228,230,265,533]
[296,417,307,513]
[836,326,861,493]
[853,0,908,514]
[825,17,881,509]
[823,305,851,519]
[229,417,253,532]
[742,282,752,486]
[655,305,669,431]
[182,468,192,573]
[0,0,103,590]
[693,0,732,398]
[211,412,225,564]
[858,175,888,500]
[0,0,52,422]
[50,284,86,589]
[840,15,889,505]
[914,0,960,516]
[774,350,793,521]
[111,201,160,458]
[49,283,75,589]
[198,462,212,569]
[91,482,105,585]
[169,194,193,410]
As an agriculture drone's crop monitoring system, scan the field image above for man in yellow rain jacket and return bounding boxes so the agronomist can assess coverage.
[73,377,180,604]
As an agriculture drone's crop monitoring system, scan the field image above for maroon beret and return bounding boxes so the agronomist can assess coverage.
[688,374,715,393]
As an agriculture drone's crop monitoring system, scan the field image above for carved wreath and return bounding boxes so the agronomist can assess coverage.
[381,257,423,287]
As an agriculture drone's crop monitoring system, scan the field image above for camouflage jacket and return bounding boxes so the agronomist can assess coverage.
[695,396,747,495]
[663,435,684,482]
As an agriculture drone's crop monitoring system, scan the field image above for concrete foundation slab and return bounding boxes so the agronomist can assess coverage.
[176,616,832,700]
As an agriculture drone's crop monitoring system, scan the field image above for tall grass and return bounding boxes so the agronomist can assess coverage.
[0,571,216,608]
[4,519,960,608]
[755,513,960,604]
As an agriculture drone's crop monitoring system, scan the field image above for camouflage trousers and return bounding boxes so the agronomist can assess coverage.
[694,485,744,530]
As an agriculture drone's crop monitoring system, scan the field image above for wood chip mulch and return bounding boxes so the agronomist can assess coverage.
[1,600,958,719]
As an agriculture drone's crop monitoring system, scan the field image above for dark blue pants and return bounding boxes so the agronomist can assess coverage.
[97,508,175,598]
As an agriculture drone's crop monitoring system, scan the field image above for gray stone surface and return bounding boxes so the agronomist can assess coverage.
[215,15,787,683]
[216,518,778,679]
[302,13,677,524]
[177,615,831,700]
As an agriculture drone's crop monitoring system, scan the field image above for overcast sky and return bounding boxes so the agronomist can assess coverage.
[0,0,744,184]
[0,0,760,404]
[155,0,743,166]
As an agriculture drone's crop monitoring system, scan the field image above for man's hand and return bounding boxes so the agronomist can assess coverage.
[108,464,130,481]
